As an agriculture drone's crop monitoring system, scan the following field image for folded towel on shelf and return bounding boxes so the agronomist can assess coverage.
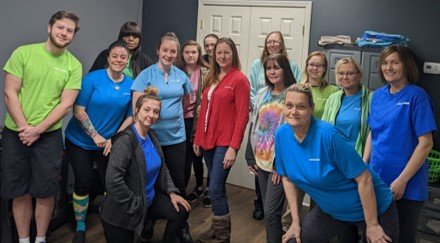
[318,35,352,46]
[356,30,409,47]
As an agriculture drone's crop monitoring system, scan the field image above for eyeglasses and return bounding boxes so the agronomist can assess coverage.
[337,71,358,77]
[307,63,325,69]
[266,40,281,46]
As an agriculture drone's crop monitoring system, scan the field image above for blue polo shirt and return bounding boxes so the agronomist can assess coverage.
[369,84,437,201]
[65,69,133,150]
[275,118,393,222]
[131,64,192,145]
[335,91,362,147]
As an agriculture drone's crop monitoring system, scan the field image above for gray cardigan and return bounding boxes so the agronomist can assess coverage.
[100,126,178,234]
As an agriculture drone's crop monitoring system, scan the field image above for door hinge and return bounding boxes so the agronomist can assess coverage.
[302,25,305,36]
[200,20,204,30]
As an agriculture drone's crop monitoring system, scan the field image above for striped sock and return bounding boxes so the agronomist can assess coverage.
[73,193,89,232]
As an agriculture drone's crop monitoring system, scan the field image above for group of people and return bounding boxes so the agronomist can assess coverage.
[1,10,437,243]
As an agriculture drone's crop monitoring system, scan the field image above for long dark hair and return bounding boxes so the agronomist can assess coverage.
[118,21,143,77]
[263,53,296,89]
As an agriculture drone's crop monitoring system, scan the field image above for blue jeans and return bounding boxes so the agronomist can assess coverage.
[203,147,230,216]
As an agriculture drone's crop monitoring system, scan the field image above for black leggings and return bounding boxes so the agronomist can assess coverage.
[65,139,108,195]
[184,118,209,188]
[161,141,187,196]
[101,192,189,243]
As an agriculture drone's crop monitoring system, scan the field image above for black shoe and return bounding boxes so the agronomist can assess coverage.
[187,186,204,203]
[180,223,194,243]
[202,190,212,208]
[140,220,155,243]
[253,200,264,220]
[72,231,86,243]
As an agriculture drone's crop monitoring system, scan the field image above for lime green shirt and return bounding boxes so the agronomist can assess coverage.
[123,57,135,79]
[3,43,82,132]
[311,84,339,119]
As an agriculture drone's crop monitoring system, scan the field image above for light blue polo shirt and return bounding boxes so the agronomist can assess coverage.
[65,69,133,150]
[131,64,192,145]
[275,118,393,222]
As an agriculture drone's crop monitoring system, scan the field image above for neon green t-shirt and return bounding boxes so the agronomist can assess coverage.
[311,84,339,119]
[123,56,134,79]
[3,43,82,132]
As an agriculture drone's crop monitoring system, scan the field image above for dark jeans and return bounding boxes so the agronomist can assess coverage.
[203,147,230,216]
[65,139,108,195]
[255,176,263,209]
[396,198,424,243]
[257,169,285,243]
[287,202,399,243]
[162,141,187,196]
[184,118,209,189]
[102,192,189,243]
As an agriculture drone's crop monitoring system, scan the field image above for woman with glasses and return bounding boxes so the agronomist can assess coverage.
[277,83,398,243]
[321,57,372,242]
[322,57,371,155]
[90,21,153,79]
[249,31,301,108]
[364,45,436,242]
[302,51,339,119]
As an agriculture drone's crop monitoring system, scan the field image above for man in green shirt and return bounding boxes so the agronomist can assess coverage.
[1,11,82,243]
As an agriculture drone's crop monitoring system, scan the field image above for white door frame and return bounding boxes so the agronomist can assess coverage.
[197,0,312,63]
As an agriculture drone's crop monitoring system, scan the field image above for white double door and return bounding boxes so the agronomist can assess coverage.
[197,0,312,189]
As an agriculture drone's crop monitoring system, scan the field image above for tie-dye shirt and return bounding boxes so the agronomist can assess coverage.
[254,90,285,171]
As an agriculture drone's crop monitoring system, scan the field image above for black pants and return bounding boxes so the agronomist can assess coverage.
[396,198,424,243]
[65,139,108,195]
[102,192,189,243]
[184,118,209,188]
[287,202,399,243]
[161,141,187,196]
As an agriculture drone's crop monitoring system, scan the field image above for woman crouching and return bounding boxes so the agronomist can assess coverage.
[100,87,191,243]
[277,83,398,243]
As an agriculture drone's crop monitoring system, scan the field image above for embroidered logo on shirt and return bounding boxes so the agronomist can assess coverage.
[123,92,131,96]
[397,102,410,106]
[224,86,234,90]
[53,67,68,73]
[309,158,320,162]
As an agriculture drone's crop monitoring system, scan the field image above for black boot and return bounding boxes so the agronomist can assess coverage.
[140,219,155,243]
[252,198,264,220]
[180,222,193,243]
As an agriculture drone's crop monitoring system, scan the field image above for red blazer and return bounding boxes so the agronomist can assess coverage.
[194,68,250,150]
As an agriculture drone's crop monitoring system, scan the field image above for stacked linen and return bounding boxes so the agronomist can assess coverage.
[356,30,409,47]
[317,35,352,46]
